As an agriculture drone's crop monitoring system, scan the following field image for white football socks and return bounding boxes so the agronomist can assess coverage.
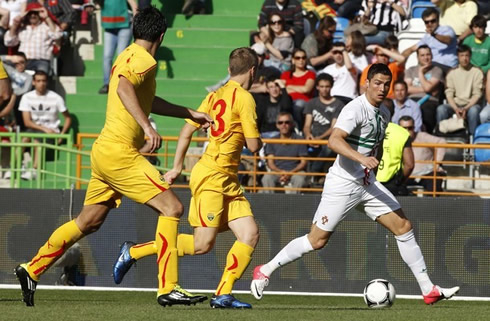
[395,229,434,295]
[261,234,314,277]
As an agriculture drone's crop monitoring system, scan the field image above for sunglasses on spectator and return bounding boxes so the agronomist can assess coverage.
[271,20,284,25]
[332,50,343,55]
[294,55,306,60]
[423,18,437,25]
[402,126,415,130]
[277,120,292,125]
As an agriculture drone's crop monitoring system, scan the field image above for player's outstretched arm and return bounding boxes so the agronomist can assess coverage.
[329,128,379,170]
[163,123,198,184]
[245,137,263,153]
[151,97,213,129]
[118,76,161,152]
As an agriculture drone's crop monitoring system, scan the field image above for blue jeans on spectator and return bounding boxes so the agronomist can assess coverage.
[480,104,490,124]
[103,28,132,85]
[292,99,307,130]
[436,104,482,135]
[27,59,50,74]
[364,30,392,46]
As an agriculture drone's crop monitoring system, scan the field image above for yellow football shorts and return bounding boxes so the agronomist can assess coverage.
[84,139,170,207]
[188,162,253,228]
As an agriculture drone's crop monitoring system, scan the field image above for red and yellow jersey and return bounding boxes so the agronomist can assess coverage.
[99,43,157,148]
[187,80,260,175]
[0,61,8,79]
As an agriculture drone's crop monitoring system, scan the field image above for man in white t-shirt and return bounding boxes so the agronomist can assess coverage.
[19,70,72,179]
[318,42,358,105]
[250,63,459,305]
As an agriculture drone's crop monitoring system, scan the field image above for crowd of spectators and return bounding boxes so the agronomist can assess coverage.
[246,0,490,193]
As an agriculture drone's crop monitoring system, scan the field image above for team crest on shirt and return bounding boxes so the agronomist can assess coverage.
[207,213,215,221]
[321,216,328,225]
[159,174,166,183]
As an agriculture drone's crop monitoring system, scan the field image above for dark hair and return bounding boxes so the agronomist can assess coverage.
[457,44,472,55]
[229,47,258,76]
[349,30,366,57]
[470,15,487,29]
[422,7,439,20]
[367,63,392,80]
[33,70,48,80]
[277,111,293,120]
[289,48,307,78]
[416,44,432,55]
[393,79,408,89]
[265,76,279,84]
[16,52,27,60]
[267,13,284,43]
[316,73,334,86]
[384,35,399,50]
[132,6,167,42]
[399,115,414,124]
[315,16,336,54]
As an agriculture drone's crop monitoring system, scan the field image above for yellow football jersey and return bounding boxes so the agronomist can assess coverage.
[187,80,260,175]
[99,43,157,148]
[0,61,8,79]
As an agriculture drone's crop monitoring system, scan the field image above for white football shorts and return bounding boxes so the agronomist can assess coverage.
[312,173,401,232]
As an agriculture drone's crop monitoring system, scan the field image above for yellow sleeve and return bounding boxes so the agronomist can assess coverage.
[239,92,260,138]
[0,61,8,79]
[185,92,214,128]
[117,57,156,89]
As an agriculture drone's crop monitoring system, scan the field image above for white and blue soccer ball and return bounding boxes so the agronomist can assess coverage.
[363,279,396,308]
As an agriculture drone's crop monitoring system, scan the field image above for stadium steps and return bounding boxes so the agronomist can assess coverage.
[62,0,263,138]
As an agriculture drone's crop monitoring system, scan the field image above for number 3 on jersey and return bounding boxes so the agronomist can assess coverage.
[211,99,226,137]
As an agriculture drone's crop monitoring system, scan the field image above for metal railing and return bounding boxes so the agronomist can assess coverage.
[76,133,490,197]
[0,131,89,189]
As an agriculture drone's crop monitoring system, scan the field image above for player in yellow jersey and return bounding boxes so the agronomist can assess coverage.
[14,6,213,307]
[0,60,12,109]
[112,47,263,308]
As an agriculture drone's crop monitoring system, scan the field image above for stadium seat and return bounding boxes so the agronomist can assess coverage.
[334,17,350,32]
[411,3,436,18]
[473,123,490,162]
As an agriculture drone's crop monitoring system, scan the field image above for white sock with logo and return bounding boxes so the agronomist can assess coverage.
[261,234,314,277]
[395,229,434,295]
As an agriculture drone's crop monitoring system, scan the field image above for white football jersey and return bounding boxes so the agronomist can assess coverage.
[329,94,390,184]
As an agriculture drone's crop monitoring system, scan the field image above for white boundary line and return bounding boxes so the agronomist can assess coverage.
[1,284,489,301]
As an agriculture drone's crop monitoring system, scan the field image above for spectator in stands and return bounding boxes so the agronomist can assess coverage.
[18,70,71,180]
[1,52,32,130]
[359,43,405,99]
[463,15,490,74]
[358,0,408,45]
[431,0,478,43]
[402,7,458,74]
[436,44,483,136]
[262,112,308,194]
[300,15,336,71]
[258,0,304,47]
[4,3,62,74]
[280,48,316,129]
[481,70,490,124]
[346,30,372,74]
[302,73,343,181]
[404,45,443,134]
[207,43,281,94]
[392,80,423,133]
[256,77,293,138]
[376,122,414,196]
[324,0,362,20]
[401,115,447,193]
[34,0,75,39]
[1,0,26,27]
[259,13,294,72]
[318,42,358,105]
[98,0,137,94]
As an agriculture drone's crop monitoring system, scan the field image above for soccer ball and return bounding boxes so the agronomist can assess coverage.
[363,279,396,308]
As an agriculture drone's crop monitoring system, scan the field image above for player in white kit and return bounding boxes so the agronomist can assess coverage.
[250,64,459,305]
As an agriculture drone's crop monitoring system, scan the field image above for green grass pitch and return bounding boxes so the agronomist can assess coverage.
[1,289,489,321]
